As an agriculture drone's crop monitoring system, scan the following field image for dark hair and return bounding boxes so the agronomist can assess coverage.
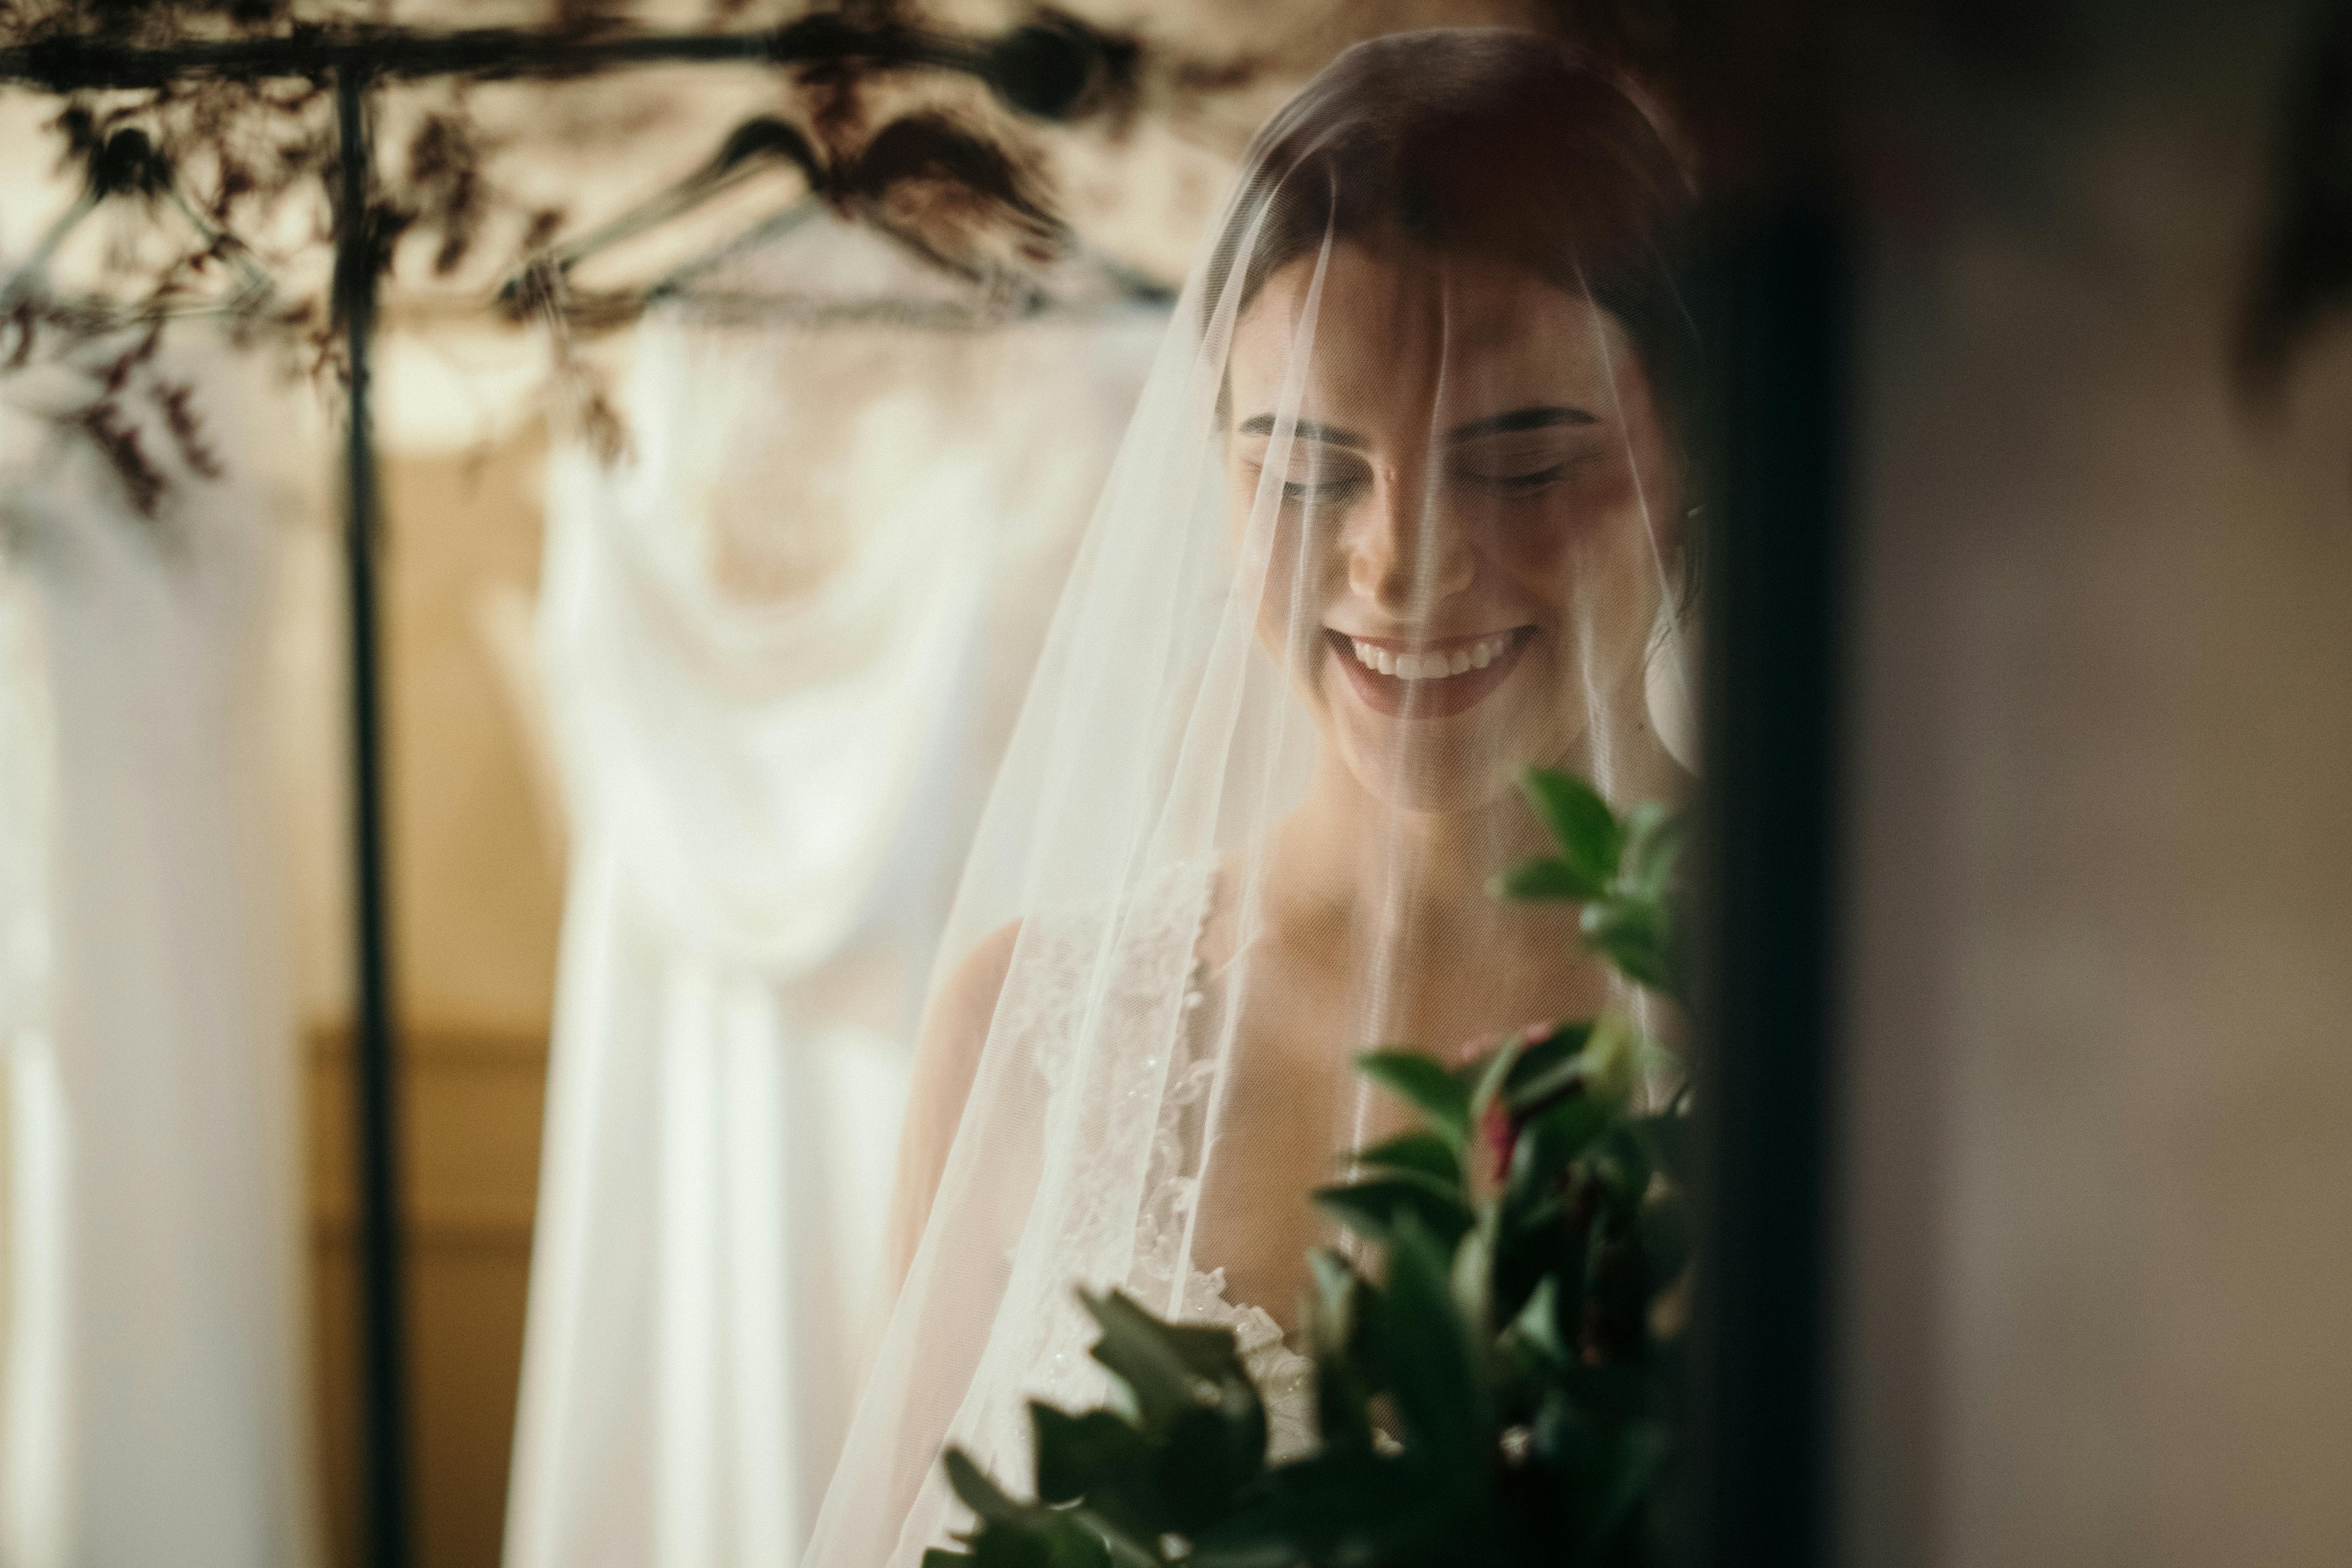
[1207,29,1699,451]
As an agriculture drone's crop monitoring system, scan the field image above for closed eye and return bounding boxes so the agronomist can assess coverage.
[1456,456,1593,495]
[1247,448,1368,504]
[1282,472,1368,502]
[1485,464,1570,493]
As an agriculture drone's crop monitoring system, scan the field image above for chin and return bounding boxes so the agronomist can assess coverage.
[1327,713,1546,817]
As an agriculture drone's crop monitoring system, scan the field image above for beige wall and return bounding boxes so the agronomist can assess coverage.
[300,421,563,1568]
[309,1026,545,1568]
[1839,8,2352,1565]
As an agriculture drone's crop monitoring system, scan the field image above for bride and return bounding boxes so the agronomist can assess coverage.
[806,28,1698,1565]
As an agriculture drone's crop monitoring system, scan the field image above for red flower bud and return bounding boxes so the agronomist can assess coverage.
[1472,1096,1516,1201]
[1464,1019,1572,1202]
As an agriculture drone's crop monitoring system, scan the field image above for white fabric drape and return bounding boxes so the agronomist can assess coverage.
[0,336,311,1568]
[504,234,1160,1568]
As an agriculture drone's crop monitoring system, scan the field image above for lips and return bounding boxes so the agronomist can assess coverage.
[1324,627,1535,720]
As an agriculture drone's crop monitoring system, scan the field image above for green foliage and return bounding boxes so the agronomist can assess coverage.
[1492,770,1689,1005]
[931,772,1691,1568]
[1351,1130,1464,1187]
[1353,1050,1474,1149]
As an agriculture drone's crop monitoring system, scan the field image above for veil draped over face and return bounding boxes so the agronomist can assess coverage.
[805,29,1699,1566]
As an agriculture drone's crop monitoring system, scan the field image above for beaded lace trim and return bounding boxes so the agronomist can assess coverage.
[1125,868,1318,1464]
[951,861,1318,1517]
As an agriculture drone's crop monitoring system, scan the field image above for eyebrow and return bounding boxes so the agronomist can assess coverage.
[1446,405,1597,439]
[1234,405,1597,447]
[1235,414,1367,448]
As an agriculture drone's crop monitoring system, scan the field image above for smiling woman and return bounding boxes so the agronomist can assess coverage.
[805,29,1702,1567]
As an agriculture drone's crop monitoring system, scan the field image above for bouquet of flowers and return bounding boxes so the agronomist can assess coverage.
[929,769,1691,1568]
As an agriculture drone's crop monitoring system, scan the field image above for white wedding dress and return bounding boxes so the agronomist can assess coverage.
[0,328,311,1568]
[503,211,1163,1568]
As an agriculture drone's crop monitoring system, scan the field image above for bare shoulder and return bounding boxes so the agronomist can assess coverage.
[929,920,1022,1044]
[886,920,1024,1290]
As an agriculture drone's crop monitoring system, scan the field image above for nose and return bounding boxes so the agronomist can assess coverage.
[1345,469,1475,616]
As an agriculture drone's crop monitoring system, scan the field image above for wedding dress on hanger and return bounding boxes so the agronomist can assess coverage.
[0,324,312,1568]
[503,209,1161,1568]
[805,31,1702,1566]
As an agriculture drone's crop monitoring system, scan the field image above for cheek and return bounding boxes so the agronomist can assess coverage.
[1252,504,1321,661]
[1490,462,1672,599]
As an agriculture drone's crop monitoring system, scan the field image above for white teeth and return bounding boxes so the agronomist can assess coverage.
[1346,633,1517,681]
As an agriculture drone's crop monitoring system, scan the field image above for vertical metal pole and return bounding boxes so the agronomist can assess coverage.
[332,64,413,1568]
[1690,201,1848,1568]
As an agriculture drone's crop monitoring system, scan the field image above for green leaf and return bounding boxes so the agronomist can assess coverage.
[1154,1402,1265,1531]
[937,1451,1129,1568]
[1305,1247,1388,1403]
[1578,1012,1646,1107]
[1192,1446,1420,1563]
[942,1448,1045,1528]
[1313,1174,1475,1250]
[1523,768,1624,890]
[1622,799,1668,855]
[1501,1021,1592,1100]
[1380,1213,1491,1477]
[1450,1212,1494,1341]
[1504,1053,1588,1119]
[1581,896,1683,1000]
[1349,1130,1462,1187]
[1580,896,1661,974]
[1464,1032,1524,1139]
[1508,1093,1614,1198]
[1031,1404,1156,1513]
[1305,1248,1359,1356]
[1355,1050,1472,1147]
[978,1515,1118,1568]
[1078,1291,1250,1438]
[1308,1345,1377,1457]
[1506,1275,1570,1365]
[1070,1298,1266,1533]
[1626,807,1688,897]
[1492,854,1604,903]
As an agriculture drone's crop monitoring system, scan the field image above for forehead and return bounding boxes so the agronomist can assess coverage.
[1227,242,1632,426]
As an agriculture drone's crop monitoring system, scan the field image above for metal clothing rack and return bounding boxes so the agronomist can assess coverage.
[0,18,1129,1568]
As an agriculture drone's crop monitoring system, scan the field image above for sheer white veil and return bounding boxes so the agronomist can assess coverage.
[804,29,1700,1566]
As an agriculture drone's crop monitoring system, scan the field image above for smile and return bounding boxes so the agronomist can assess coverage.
[1323,627,1535,720]
[1345,632,1517,681]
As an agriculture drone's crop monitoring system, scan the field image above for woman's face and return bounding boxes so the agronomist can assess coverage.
[1226,242,1680,814]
